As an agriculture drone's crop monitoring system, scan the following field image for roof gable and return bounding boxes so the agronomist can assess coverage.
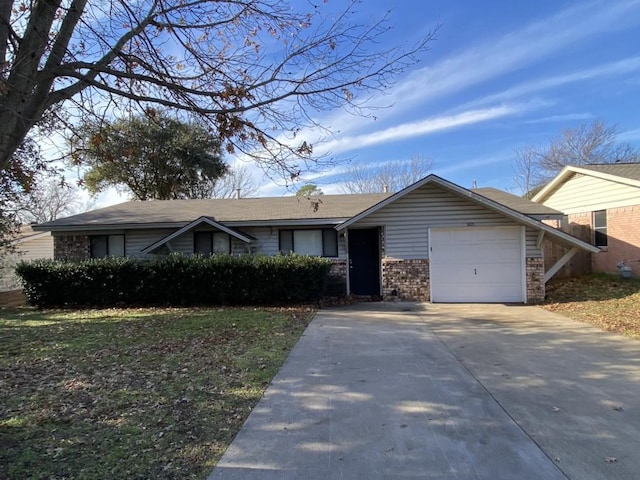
[532,164,640,203]
[336,174,598,253]
[141,216,254,254]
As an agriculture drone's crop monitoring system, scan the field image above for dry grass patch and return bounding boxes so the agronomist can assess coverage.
[0,306,314,479]
[543,274,640,339]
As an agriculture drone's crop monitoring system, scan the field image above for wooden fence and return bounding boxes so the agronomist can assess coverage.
[543,223,592,279]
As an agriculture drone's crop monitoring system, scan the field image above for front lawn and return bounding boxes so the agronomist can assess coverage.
[0,307,314,479]
[543,274,640,338]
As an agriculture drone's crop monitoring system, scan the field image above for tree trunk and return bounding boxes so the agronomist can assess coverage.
[0,112,33,170]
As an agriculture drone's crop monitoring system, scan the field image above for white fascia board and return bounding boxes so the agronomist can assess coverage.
[531,167,574,203]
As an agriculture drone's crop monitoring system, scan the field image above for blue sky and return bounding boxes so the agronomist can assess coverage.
[90,0,640,205]
[250,0,640,196]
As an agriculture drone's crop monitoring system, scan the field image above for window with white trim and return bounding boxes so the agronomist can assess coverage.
[593,210,608,247]
[279,229,338,257]
[90,234,125,258]
[194,231,230,255]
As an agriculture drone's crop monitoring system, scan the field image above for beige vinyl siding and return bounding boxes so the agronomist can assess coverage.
[543,174,640,213]
[18,234,54,260]
[350,183,538,259]
[1,234,54,291]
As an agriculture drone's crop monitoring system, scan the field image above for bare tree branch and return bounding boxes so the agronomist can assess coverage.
[206,164,260,199]
[539,120,640,171]
[340,155,434,193]
[511,120,640,196]
[14,178,85,223]
[512,146,546,198]
[1,0,438,181]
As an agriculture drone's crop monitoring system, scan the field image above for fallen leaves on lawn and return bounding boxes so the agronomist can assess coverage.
[0,306,315,480]
[543,275,640,339]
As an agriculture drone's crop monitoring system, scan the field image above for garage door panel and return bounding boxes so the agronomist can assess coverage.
[430,227,524,303]
[433,282,523,303]
[433,248,522,266]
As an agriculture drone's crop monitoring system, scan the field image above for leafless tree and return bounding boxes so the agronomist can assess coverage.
[539,120,639,172]
[14,178,86,223]
[512,146,546,198]
[511,120,640,195]
[206,164,260,199]
[0,0,437,182]
[340,155,434,193]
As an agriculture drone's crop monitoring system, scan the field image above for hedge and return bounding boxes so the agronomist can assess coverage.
[15,254,333,308]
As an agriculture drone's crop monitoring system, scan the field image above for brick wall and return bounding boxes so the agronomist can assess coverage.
[381,258,430,301]
[526,257,545,303]
[326,258,347,296]
[54,235,90,261]
[592,205,640,275]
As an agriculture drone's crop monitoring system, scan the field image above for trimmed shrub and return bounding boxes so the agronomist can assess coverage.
[15,254,333,308]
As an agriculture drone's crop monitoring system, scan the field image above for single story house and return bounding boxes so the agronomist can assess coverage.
[532,164,640,276]
[34,175,598,303]
[1,225,54,291]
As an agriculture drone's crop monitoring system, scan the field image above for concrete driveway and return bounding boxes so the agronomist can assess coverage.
[209,303,640,480]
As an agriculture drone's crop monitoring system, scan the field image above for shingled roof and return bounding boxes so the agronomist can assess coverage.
[35,183,562,232]
[34,194,393,230]
[576,163,640,182]
[472,187,561,216]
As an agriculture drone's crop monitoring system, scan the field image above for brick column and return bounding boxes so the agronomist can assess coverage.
[526,257,545,303]
[326,258,347,296]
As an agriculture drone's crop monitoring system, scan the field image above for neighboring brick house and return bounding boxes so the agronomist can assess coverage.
[34,175,597,303]
[532,164,640,276]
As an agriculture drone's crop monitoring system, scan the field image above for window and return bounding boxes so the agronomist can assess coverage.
[90,235,125,258]
[593,210,607,247]
[194,231,230,255]
[279,229,338,257]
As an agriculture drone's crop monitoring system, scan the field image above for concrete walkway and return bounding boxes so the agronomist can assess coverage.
[209,303,640,480]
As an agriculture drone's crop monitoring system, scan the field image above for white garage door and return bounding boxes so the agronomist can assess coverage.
[430,227,525,303]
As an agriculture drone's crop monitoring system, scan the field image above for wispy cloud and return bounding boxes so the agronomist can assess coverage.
[318,1,640,137]
[464,56,640,110]
[242,0,640,188]
[617,128,640,142]
[522,113,595,125]
[434,152,513,177]
[316,104,526,156]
